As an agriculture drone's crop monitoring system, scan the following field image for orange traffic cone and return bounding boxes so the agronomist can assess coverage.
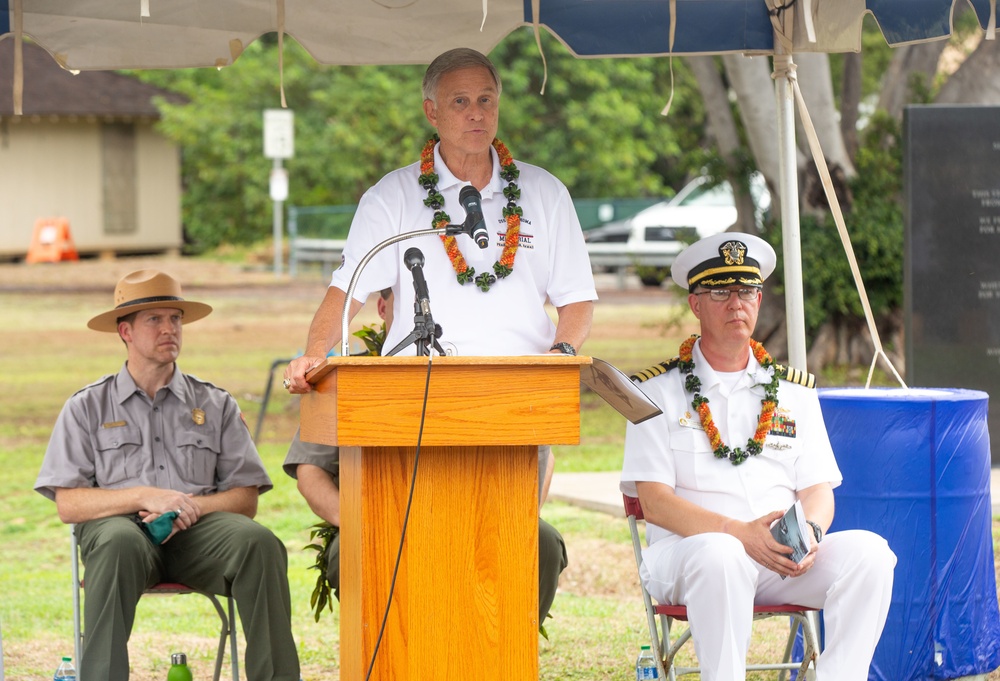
[26,217,79,263]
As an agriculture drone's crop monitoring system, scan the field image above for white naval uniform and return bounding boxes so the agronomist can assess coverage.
[621,338,896,680]
[329,142,597,356]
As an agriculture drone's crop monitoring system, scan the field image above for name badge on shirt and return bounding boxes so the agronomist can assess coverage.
[102,420,127,429]
[679,411,704,431]
[192,408,206,425]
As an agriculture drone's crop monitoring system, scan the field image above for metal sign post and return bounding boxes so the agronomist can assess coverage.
[263,109,294,275]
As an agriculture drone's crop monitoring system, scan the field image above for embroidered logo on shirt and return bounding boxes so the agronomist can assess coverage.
[766,441,792,451]
[192,408,206,425]
[102,420,127,429]
[768,413,796,438]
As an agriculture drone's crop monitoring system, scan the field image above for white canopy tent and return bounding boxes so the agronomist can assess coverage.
[3,0,995,371]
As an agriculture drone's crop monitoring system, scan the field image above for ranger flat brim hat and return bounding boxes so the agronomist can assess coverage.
[87,269,213,332]
[670,232,776,292]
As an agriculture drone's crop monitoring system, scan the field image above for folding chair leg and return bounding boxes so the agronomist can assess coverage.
[70,525,84,676]
[228,595,240,681]
[201,593,228,681]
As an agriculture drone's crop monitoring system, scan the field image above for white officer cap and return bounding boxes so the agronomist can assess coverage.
[670,232,776,292]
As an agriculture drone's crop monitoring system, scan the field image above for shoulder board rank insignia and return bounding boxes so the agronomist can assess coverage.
[775,364,816,389]
[631,357,680,383]
[192,408,206,425]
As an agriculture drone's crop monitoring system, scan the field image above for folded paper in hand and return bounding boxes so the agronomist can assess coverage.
[580,357,662,425]
[769,499,811,577]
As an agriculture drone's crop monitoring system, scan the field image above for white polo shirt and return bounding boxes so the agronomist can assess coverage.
[329,142,598,356]
[620,338,842,559]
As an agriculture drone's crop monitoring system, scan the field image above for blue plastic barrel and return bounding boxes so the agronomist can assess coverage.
[818,387,1000,681]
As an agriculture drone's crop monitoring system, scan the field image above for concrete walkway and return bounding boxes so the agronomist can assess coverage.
[549,467,1000,518]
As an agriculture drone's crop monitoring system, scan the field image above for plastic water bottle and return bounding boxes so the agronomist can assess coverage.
[166,653,193,681]
[53,656,76,681]
[635,644,659,679]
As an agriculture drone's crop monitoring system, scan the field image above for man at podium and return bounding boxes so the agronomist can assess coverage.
[282,46,596,384]
[282,48,596,664]
[283,290,569,626]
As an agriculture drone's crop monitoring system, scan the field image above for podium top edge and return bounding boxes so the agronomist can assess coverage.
[306,354,592,383]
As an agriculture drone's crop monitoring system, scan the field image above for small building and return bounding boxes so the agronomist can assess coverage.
[0,41,186,259]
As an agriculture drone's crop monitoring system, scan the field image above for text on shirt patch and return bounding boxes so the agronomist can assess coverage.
[102,420,127,429]
[768,413,796,438]
[494,229,534,249]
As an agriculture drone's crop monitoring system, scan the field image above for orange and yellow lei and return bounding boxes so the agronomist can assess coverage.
[418,136,522,292]
[678,334,778,465]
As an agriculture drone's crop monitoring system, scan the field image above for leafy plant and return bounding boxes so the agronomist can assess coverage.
[304,521,339,622]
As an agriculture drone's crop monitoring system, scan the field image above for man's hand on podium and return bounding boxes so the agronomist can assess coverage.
[284,355,325,394]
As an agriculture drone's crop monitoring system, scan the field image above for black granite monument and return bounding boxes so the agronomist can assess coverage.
[904,104,1000,465]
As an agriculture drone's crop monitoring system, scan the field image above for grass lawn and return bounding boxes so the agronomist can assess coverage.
[1,254,997,680]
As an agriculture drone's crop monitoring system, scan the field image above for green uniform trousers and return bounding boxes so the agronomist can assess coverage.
[323,517,568,622]
[77,512,299,681]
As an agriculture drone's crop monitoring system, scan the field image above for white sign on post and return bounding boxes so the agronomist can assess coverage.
[269,168,289,202]
[263,109,295,159]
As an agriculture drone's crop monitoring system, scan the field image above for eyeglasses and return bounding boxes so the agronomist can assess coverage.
[694,288,760,303]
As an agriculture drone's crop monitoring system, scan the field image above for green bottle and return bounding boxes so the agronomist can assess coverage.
[167,653,193,681]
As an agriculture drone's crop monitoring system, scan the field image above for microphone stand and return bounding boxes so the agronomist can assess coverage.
[339,225,466,358]
[384,317,443,357]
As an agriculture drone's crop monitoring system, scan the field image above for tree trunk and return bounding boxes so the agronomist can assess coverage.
[794,53,857,180]
[878,41,947,117]
[722,54,785,196]
[936,35,1000,104]
[687,55,758,233]
[805,312,905,383]
[840,52,862,159]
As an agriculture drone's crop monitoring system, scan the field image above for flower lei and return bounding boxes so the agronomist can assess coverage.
[678,334,779,465]
[418,135,522,292]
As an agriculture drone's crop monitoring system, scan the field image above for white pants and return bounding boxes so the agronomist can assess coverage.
[641,530,896,681]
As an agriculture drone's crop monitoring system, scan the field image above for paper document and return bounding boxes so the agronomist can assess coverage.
[580,357,662,425]
[770,499,812,571]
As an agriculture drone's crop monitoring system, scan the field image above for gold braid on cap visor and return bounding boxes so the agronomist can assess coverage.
[689,265,762,288]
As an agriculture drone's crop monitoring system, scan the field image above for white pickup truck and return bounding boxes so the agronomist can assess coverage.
[585,175,770,286]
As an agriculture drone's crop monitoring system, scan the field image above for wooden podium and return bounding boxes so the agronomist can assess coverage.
[301,355,589,681]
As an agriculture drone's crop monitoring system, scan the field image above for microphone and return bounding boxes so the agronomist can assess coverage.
[404,247,431,315]
[459,185,489,249]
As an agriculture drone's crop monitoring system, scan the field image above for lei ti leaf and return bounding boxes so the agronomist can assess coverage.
[418,136,522,292]
[679,334,779,466]
[306,521,339,622]
[424,189,445,210]
[474,271,497,291]
[456,267,477,285]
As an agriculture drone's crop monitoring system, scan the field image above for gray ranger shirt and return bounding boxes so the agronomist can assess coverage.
[35,363,271,500]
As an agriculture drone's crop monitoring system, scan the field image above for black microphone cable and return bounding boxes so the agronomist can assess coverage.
[363,352,434,681]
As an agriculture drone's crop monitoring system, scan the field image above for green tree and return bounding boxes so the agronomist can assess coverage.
[136,31,706,251]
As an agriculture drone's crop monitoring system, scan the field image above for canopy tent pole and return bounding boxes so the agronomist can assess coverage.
[773,47,807,370]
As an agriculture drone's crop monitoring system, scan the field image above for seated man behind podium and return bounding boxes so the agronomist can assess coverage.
[283,289,568,626]
[621,233,896,680]
[34,270,299,681]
